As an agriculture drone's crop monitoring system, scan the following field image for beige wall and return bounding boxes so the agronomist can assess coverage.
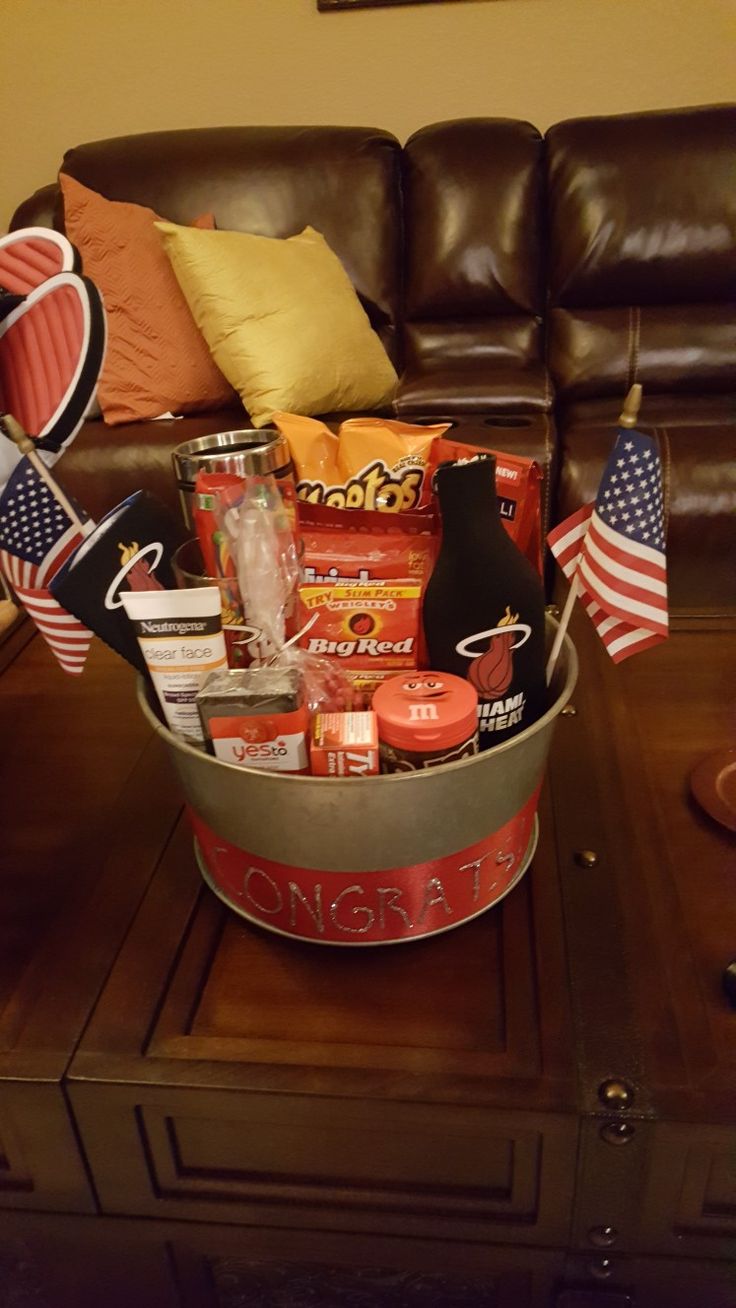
[3,0,735,231]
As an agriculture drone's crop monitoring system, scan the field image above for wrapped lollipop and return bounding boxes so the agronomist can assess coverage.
[216,474,352,713]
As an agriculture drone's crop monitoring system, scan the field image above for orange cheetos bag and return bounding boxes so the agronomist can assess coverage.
[273,412,450,512]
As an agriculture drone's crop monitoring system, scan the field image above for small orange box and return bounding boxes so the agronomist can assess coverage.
[310,712,379,778]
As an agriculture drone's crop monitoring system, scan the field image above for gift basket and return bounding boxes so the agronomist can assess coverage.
[2,249,669,948]
[132,414,577,946]
[138,615,576,945]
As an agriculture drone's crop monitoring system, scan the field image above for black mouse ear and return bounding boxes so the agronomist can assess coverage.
[0,292,25,324]
[0,271,106,463]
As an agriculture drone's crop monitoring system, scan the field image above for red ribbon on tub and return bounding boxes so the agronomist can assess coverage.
[188,786,540,945]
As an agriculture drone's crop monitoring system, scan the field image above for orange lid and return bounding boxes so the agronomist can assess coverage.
[373,672,478,753]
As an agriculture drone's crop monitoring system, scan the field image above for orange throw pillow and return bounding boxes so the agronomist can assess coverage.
[60,174,236,425]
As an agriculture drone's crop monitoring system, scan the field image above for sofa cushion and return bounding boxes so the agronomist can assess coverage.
[157,221,398,428]
[394,318,549,415]
[549,303,736,402]
[54,409,248,523]
[403,119,544,319]
[394,363,550,416]
[60,174,236,425]
[547,105,736,309]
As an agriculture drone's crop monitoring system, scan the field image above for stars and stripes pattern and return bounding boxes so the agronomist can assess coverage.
[547,429,668,663]
[0,457,93,674]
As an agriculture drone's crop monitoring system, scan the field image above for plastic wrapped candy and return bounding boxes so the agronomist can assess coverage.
[215,474,353,713]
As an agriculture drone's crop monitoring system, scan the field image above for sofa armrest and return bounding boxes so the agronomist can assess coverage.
[10,183,60,232]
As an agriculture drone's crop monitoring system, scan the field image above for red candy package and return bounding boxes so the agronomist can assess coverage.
[428,438,543,576]
[299,501,438,587]
[192,471,242,580]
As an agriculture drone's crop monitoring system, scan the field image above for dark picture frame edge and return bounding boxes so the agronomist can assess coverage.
[319,0,497,10]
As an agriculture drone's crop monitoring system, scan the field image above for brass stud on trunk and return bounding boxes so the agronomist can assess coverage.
[598,1078,634,1109]
[588,1256,614,1280]
[588,1225,618,1248]
[600,1120,635,1145]
[575,849,599,868]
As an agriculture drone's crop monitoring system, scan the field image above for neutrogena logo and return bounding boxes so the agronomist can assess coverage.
[139,618,209,637]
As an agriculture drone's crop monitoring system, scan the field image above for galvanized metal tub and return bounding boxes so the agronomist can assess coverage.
[137,617,577,946]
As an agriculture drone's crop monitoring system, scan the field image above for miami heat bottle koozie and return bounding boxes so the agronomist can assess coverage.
[423,456,547,749]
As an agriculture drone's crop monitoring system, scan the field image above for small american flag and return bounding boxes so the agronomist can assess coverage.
[547,428,668,663]
[0,457,93,674]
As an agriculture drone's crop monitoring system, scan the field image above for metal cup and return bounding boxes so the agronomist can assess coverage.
[171,538,261,667]
[171,429,295,529]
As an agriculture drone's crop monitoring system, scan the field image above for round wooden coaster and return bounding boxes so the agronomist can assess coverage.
[690,748,736,834]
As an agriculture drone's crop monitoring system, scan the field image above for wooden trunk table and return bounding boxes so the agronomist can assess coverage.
[0,607,734,1307]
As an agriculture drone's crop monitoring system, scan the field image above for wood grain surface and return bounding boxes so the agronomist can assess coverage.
[0,636,183,1209]
[2,607,735,1303]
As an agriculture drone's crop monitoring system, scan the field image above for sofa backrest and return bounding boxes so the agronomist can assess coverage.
[546,104,736,405]
[10,109,736,410]
[39,126,404,361]
[401,119,546,400]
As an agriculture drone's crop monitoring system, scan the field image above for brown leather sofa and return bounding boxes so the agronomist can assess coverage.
[546,106,736,610]
[10,104,736,609]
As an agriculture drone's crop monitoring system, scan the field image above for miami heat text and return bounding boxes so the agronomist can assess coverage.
[478,691,526,733]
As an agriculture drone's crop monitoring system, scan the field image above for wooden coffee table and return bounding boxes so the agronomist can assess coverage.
[1,609,734,1307]
[0,631,181,1214]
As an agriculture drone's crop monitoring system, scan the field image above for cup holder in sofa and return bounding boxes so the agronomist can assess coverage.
[483,416,535,428]
[409,417,459,429]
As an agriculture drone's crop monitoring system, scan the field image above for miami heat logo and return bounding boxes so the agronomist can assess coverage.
[104,540,164,608]
[349,612,375,637]
[456,607,531,701]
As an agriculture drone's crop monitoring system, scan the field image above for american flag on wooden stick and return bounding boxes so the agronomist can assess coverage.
[547,428,668,663]
[0,456,92,673]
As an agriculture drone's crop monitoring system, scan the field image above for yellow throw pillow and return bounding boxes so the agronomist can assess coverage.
[155,222,398,428]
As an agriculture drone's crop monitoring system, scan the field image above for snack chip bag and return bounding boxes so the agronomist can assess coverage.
[274,412,450,512]
[336,418,446,511]
[272,412,340,491]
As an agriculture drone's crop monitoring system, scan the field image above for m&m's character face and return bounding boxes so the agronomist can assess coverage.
[399,674,448,700]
